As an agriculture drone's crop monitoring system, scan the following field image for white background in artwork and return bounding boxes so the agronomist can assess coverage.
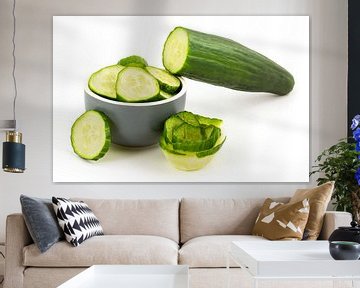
[53,16,309,182]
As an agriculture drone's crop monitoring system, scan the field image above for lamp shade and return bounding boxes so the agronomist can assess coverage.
[2,131,25,173]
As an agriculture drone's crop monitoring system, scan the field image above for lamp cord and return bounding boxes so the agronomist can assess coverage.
[11,0,17,130]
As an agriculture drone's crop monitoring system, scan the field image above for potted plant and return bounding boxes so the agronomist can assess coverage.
[310,115,360,222]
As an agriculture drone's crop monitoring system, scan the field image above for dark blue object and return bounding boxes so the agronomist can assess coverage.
[329,241,360,260]
[2,141,25,172]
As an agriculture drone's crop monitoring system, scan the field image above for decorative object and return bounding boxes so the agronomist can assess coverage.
[329,220,360,244]
[1,0,26,173]
[252,198,310,240]
[52,197,104,247]
[289,181,334,240]
[352,114,360,222]
[53,16,309,182]
[20,195,64,253]
[310,115,360,222]
[329,241,360,260]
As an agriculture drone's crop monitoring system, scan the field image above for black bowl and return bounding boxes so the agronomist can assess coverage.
[329,241,360,260]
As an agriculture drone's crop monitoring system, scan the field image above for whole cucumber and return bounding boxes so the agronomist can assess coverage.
[162,26,294,96]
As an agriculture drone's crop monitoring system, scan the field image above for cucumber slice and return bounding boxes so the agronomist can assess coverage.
[162,27,189,74]
[159,90,173,100]
[70,110,111,161]
[118,55,148,68]
[145,66,181,94]
[116,67,160,103]
[88,65,124,100]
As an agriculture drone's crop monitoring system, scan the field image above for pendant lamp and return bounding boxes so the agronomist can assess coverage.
[1,0,25,173]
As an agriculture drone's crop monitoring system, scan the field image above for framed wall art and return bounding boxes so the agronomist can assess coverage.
[53,16,309,182]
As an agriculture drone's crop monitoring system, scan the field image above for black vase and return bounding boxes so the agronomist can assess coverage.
[328,221,360,244]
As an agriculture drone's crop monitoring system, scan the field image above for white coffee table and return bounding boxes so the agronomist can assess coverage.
[57,265,189,288]
[228,241,360,288]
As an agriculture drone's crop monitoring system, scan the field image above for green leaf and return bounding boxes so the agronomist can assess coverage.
[310,137,360,216]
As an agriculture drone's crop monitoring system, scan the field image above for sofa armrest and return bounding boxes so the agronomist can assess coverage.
[318,211,352,240]
[4,213,33,288]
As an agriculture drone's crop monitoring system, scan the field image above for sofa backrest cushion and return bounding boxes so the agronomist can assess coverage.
[72,198,180,243]
[180,198,289,243]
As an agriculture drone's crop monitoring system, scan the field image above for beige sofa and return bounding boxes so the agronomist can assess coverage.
[4,198,352,288]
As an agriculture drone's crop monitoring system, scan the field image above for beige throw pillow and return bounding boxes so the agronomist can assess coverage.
[289,181,334,240]
[252,198,310,240]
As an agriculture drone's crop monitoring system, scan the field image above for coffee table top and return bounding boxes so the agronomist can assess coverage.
[58,265,189,288]
[231,240,360,278]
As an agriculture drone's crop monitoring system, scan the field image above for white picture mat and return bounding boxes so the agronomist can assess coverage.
[53,16,309,182]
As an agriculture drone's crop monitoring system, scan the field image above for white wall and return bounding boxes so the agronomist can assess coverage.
[0,0,348,242]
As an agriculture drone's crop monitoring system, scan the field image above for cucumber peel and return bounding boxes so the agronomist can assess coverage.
[159,90,173,100]
[145,66,181,94]
[118,55,148,68]
[196,115,223,128]
[71,110,111,161]
[88,65,124,100]
[116,67,160,102]
[177,111,200,126]
[160,111,225,171]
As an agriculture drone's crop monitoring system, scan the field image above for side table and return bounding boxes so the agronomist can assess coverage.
[227,240,360,288]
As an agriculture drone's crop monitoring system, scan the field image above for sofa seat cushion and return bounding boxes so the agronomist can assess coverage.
[179,235,267,268]
[23,235,179,267]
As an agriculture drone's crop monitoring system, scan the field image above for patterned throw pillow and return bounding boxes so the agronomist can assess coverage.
[289,181,334,240]
[252,198,310,240]
[52,197,104,247]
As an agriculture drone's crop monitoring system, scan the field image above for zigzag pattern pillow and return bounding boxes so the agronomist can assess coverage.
[52,197,104,247]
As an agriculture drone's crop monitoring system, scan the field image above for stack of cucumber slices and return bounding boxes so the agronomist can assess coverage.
[88,55,182,103]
